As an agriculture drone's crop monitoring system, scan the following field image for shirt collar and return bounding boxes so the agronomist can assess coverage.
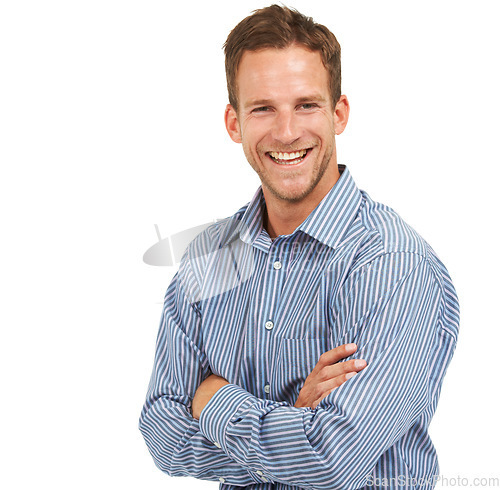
[235,165,363,251]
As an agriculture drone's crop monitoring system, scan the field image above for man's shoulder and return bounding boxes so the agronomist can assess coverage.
[341,190,443,280]
[350,191,457,307]
[177,203,253,301]
[355,190,429,258]
[187,204,248,253]
[354,191,459,337]
[180,203,250,278]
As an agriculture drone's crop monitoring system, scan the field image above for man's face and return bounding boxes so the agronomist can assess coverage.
[225,45,347,204]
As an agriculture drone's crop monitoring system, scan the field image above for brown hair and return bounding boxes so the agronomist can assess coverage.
[223,4,341,111]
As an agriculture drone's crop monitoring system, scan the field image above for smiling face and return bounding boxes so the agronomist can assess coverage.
[225,45,349,207]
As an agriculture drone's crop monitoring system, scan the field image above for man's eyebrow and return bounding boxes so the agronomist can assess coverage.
[296,94,328,104]
[244,99,273,110]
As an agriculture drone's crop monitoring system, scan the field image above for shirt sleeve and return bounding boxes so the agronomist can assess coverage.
[138,252,256,485]
[198,251,459,489]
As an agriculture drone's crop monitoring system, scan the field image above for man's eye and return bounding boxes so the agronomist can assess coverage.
[253,106,270,112]
[301,103,318,110]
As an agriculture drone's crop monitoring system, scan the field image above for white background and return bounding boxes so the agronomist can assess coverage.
[1,0,499,488]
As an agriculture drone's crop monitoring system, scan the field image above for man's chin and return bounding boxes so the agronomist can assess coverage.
[265,183,314,203]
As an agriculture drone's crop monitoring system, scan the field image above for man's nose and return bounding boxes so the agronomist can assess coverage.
[272,110,301,146]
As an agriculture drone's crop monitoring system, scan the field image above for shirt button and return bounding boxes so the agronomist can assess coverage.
[265,320,274,330]
[219,477,225,483]
[256,470,263,476]
[273,260,282,270]
[214,441,221,448]
[264,384,270,394]
[262,477,268,483]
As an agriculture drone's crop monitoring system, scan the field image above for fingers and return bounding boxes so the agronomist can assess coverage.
[295,343,367,409]
[318,358,367,381]
[309,355,367,408]
[315,343,358,371]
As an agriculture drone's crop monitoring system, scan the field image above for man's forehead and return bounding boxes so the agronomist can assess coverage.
[236,47,330,108]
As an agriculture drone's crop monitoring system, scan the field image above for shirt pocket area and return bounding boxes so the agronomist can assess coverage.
[273,337,330,404]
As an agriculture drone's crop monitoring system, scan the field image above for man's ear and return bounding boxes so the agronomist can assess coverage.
[225,104,242,143]
[333,95,350,135]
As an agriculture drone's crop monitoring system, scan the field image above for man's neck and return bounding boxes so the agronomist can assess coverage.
[262,167,341,240]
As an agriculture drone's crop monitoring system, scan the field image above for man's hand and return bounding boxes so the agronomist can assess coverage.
[192,374,229,420]
[294,343,366,409]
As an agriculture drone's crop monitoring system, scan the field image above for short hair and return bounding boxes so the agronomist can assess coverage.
[223,4,341,112]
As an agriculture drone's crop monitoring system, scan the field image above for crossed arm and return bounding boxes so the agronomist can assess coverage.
[192,343,367,419]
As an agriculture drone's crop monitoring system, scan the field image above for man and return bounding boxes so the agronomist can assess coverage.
[139,5,459,489]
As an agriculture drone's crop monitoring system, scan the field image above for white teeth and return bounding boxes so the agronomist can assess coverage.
[269,149,307,161]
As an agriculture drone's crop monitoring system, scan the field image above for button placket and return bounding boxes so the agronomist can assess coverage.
[260,241,286,401]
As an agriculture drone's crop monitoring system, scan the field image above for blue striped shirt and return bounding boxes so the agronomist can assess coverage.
[139,165,459,489]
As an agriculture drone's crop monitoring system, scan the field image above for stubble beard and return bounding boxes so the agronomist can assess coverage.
[244,142,335,203]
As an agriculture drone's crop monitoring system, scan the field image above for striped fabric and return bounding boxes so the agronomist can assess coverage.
[139,165,459,489]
